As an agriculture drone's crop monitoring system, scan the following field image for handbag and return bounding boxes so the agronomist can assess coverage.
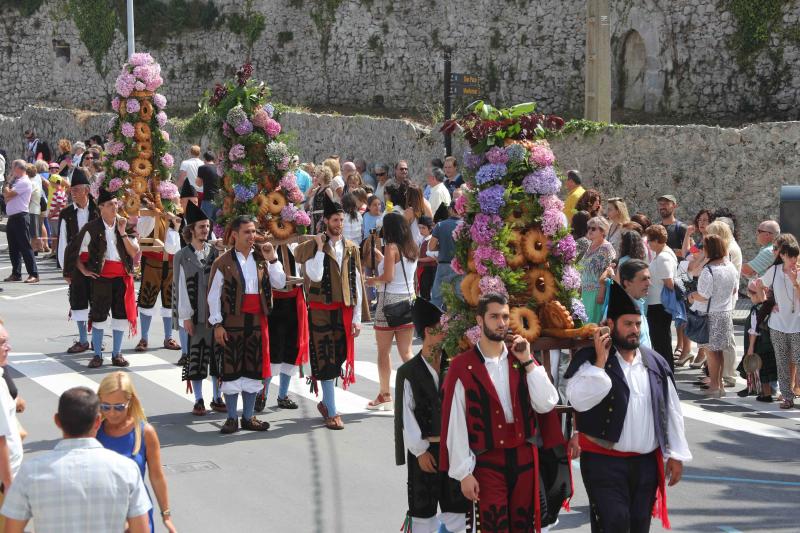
[382,255,414,327]
[685,266,712,344]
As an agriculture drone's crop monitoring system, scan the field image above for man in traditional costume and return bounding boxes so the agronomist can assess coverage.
[173,201,225,416]
[293,195,369,430]
[254,241,308,412]
[565,281,691,533]
[57,168,97,354]
[63,188,139,368]
[440,292,561,533]
[175,179,200,366]
[208,215,286,434]
[134,196,182,354]
[395,298,469,533]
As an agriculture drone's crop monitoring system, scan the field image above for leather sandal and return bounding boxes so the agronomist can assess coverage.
[67,341,90,354]
[163,338,181,350]
[87,356,103,368]
[780,399,794,409]
[241,417,270,431]
[366,392,393,411]
[111,354,130,367]
[277,397,298,409]
[192,400,207,416]
[209,399,227,413]
[134,339,148,352]
[317,401,329,419]
[325,415,344,430]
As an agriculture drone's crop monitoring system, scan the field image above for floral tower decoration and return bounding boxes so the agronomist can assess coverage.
[102,52,173,216]
[188,63,310,240]
[438,101,598,357]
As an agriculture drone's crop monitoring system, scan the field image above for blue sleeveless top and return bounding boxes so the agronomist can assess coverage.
[97,421,153,532]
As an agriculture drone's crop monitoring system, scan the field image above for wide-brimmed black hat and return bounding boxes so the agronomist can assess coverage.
[180,179,197,198]
[606,281,642,320]
[70,167,90,187]
[323,193,344,219]
[184,200,208,225]
[433,202,450,224]
[96,188,114,205]
[412,298,444,338]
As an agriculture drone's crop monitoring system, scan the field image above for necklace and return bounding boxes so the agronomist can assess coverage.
[782,268,796,314]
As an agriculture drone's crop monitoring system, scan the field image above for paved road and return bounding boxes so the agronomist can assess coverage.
[1,237,799,532]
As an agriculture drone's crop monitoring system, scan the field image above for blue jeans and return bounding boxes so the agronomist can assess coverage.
[430,263,461,310]
[201,200,216,222]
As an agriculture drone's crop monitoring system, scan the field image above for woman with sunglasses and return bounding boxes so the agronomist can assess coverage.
[97,372,176,533]
[578,216,616,324]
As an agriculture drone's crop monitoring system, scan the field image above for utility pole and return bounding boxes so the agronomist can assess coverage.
[126,0,135,58]
[584,0,611,122]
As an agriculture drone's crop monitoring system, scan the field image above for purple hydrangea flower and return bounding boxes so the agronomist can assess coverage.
[477,185,505,215]
[469,213,502,245]
[572,299,588,322]
[463,149,483,170]
[233,183,257,203]
[125,98,140,114]
[160,153,174,168]
[229,144,246,161]
[153,93,167,109]
[120,122,135,138]
[234,119,253,136]
[485,146,509,165]
[475,163,507,185]
[554,234,577,262]
[112,160,130,172]
[522,166,560,195]
[561,265,581,290]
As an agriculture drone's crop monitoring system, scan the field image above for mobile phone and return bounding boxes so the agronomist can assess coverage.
[598,326,610,336]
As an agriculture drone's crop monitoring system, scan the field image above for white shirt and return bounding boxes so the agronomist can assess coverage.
[207,249,287,325]
[343,212,363,243]
[565,351,692,462]
[28,174,43,215]
[647,248,677,305]
[179,157,204,184]
[177,244,214,321]
[135,216,180,255]
[428,182,451,217]
[402,357,439,457]
[330,175,345,201]
[760,265,800,333]
[57,203,90,268]
[0,367,23,477]
[446,344,559,481]
[303,237,363,325]
[691,261,739,313]
[80,219,137,261]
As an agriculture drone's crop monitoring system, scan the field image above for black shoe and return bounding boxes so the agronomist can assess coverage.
[737,388,756,398]
[192,399,207,416]
[241,416,270,431]
[254,391,267,413]
[756,395,774,403]
[220,418,239,434]
[277,396,298,409]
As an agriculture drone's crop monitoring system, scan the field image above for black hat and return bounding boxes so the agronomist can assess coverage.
[323,193,344,219]
[418,215,434,229]
[70,168,90,187]
[433,202,449,224]
[184,200,208,225]
[412,298,444,338]
[96,188,114,205]
[180,179,197,199]
[606,281,642,320]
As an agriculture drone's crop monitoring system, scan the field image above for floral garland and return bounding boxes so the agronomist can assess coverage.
[103,52,172,213]
[190,63,309,238]
[438,101,585,357]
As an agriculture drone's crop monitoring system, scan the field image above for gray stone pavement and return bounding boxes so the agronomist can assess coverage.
[1,231,799,532]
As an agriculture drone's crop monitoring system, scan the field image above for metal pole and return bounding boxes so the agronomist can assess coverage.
[127,0,135,58]
[444,52,452,157]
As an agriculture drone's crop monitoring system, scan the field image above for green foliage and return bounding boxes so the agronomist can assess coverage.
[228,0,266,53]
[0,0,45,16]
[67,0,117,75]
[116,0,220,50]
[548,118,619,138]
[310,0,343,60]
[726,0,788,68]
[367,34,384,55]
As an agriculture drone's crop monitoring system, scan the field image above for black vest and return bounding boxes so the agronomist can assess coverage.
[79,217,134,275]
[565,345,672,452]
[394,352,443,465]
[58,200,97,244]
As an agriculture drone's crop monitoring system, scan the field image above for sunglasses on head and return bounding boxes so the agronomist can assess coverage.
[99,402,128,412]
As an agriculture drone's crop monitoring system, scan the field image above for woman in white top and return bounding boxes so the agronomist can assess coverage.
[644,224,678,371]
[687,235,739,397]
[365,212,419,410]
[340,192,363,244]
[757,240,800,409]
[605,197,630,253]
[26,163,45,252]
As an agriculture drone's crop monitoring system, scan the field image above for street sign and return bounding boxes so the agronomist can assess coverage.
[449,73,481,96]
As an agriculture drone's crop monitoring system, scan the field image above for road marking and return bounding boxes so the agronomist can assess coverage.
[0,286,68,300]
[717,526,743,533]
[355,360,396,389]
[680,403,800,440]
[8,352,99,397]
[685,474,800,487]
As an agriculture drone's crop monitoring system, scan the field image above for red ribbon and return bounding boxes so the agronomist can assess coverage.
[272,286,309,366]
[242,294,271,379]
[141,251,174,263]
[309,301,355,388]
[80,253,137,336]
[579,434,670,529]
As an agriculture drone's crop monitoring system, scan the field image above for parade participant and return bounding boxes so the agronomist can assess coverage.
[294,195,369,430]
[254,239,308,412]
[63,188,139,368]
[134,196,182,354]
[57,168,97,354]
[174,178,200,367]
[565,281,692,533]
[173,201,224,416]
[394,298,468,533]
[177,178,198,248]
[440,292,560,533]
[208,215,286,434]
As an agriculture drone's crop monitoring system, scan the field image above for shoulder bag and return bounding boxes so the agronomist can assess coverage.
[382,256,415,327]
[685,265,712,344]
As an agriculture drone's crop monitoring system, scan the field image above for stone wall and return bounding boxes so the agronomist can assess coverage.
[2,105,797,260]
[3,1,800,121]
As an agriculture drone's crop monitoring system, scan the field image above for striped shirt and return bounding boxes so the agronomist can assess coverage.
[1,438,151,532]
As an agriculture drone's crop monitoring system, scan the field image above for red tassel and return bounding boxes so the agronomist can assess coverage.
[652,449,671,529]
[563,448,575,512]
[186,381,193,394]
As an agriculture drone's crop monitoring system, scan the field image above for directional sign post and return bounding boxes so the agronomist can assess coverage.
[443,61,481,156]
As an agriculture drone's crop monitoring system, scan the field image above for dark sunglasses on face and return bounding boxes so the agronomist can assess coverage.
[398,168,408,172]
[100,402,128,412]
[375,172,386,176]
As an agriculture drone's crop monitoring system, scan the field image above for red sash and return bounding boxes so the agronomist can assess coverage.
[579,434,670,529]
[242,294,271,378]
[141,250,174,264]
[80,252,137,336]
[309,301,355,388]
[272,286,309,366]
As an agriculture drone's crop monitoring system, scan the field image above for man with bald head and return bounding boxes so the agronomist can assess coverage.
[741,220,781,279]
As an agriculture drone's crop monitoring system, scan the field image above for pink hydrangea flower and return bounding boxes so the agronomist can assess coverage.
[451,256,465,275]
[473,245,507,276]
[228,144,245,161]
[111,97,120,111]
[231,163,246,173]
[115,73,135,97]
[153,93,167,109]
[145,75,163,92]
[134,81,146,92]
[120,122,135,138]
[105,142,124,156]
[454,194,468,216]
[107,178,124,192]
[294,210,311,226]
[129,52,154,67]
[160,129,170,142]
[539,194,564,212]
[478,275,508,297]
[288,188,304,204]
[161,154,174,168]
[279,173,297,190]
[112,160,130,172]
[252,108,269,129]
[125,98,140,114]
[465,325,481,345]
[530,144,555,168]
[265,118,281,138]
[156,111,168,127]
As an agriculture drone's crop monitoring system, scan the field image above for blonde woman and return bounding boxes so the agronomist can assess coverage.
[308,165,335,232]
[606,197,631,252]
[97,372,176,533]
[322,157,344,201]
